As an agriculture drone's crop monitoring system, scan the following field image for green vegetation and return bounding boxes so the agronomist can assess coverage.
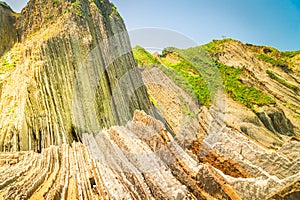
[281,50,300,58]
[45,15,54,20]
[72,1,84,17]
[148,94,158,106]
[133,46,198,102]
[216,62,274,109]
[0,55,18,74]
[0,58,15,73]
[257,47,300,73]
[53,0,59,4]
[160,55,211,107]
[162,47,177,57]
[258,54,286,68]
[266,70,298,91]
[133,44,275,110]
[132,46,160,68]
[0,1,10,9]
[0,49,21,74]
[182,104,196,117]
[202,38,232,54]
[179,44,275,109]
[293,114,300,121]
[110,3,121,17]
[64,8,71,13]
[5,108,15,117]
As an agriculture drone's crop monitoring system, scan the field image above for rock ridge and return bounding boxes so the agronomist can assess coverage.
[0,0,151,151]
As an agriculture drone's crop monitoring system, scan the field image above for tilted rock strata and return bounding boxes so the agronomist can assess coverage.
[0,0,151,152]
[141,67,201,146]
[0,110,299,199]
[138,44,300,198]
[213,40,300,130]
[0,111,230,199]
[0,2,18,57]
[139,41,300,150]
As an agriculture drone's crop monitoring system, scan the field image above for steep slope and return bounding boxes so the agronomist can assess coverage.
[134,42,300,149]
[1,0,300,199]
[0,0,151,152]
[133,43,300,199]
[204,39,300,128]
[0,2,18,57]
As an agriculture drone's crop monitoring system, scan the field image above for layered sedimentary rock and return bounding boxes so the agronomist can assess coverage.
[213,40,300,130]
[0,0,151,151]
[133,41,300,199]
[141,67,201,146]
[0,110,299,199]
[1,0,300,198]
[136,40,300,149]
[0,2,18,57]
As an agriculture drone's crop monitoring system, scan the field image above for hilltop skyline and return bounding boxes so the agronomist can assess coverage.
[3,0,300,51]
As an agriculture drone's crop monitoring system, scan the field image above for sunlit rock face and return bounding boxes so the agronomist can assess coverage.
[0,0,151,151]
[1,0,300,199]
[0,2,18,57]
[0,110,299,199]
[133,40,300,199]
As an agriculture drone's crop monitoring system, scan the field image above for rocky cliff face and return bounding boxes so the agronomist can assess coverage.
[134,41,300,150]
[0,0,151,152]
[0,110,299,199]
[0,2,18,57]
[1,0,300,199]
[132,42,300,199]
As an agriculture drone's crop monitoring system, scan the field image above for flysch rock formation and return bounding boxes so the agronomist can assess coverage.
[135,41,300,198]
[0,1,18,57]
[0,0,151,152]
[141,67,202,147]
[1,0,300,199]
[0,110,299,199]
[213,40,300,133]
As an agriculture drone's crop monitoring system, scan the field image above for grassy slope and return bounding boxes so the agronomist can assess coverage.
[133,44,274,110]
[204,38,300,86]
[133,46,199,102]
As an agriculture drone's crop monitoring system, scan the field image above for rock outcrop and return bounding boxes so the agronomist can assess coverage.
[0,110,299,199]
[1,0,300,199]
[212,39,300,131]
[135,41,300,149]
[0,2,18,57]
[0,0,151,151]
[133,42,300,199]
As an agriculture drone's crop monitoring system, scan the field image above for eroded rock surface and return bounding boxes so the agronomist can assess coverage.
[136,41,300,199]
[0,0,151,151]
[0,110,299,199]
[1,0,300,199]
[0,2,18,57]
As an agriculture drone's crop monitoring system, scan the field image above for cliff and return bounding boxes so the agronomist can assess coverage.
[0,2,18,57]
[134,41,300,150]
[1,0,300,199]
[131,42,300,199]
[0,0,151,152]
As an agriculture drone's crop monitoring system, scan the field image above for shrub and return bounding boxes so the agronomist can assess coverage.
[45,15,54,20]
[216,62,274,109]
[0,58,15,74]
[266,70,298,92]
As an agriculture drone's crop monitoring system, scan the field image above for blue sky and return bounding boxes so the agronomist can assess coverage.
[4,0,300,51]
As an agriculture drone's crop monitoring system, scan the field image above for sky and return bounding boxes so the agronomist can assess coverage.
[4,0,300,51]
